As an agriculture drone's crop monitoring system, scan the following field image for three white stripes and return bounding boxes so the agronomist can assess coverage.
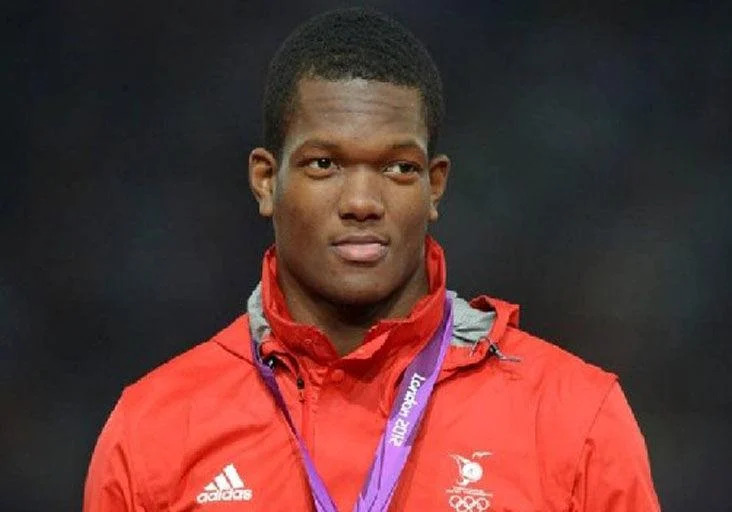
[197,463,253,504]
[204,464,244,491]
[206,464,245,491]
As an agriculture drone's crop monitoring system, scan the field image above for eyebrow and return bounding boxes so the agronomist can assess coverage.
[389,140,427,153]
[295,139,340,151]
[294,138,427,155]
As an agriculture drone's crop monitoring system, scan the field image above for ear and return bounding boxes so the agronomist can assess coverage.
[427,154,450,222]
[248,147,278,217]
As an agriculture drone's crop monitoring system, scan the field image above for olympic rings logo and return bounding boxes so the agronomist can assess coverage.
[448,494,490,511]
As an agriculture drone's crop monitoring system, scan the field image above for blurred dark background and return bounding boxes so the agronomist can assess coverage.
[2,1,731,510]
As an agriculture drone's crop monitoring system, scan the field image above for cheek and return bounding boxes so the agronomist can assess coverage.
[390,186,432,232]
[273,177,334,236]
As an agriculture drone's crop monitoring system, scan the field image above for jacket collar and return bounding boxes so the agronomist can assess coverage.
[255,236,447,366]
[214,237,522,377]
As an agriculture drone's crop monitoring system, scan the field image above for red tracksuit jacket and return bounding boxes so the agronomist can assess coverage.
[84,238,660,511]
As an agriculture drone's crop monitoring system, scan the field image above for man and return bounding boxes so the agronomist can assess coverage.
[84,8,660,511]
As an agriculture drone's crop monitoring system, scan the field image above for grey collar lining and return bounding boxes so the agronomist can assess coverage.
[246,283,495,349]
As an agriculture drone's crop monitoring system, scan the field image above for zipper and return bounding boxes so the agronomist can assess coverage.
[296,373,311,449]
[296,375,305,401]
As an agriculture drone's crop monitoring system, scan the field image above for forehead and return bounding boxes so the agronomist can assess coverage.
[284,78,428,153]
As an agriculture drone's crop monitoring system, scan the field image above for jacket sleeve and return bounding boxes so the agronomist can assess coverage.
[568,382,660,511]
[83,393,150,512]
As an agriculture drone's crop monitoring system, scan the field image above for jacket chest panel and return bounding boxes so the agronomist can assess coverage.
[298,371,393,510]
[391,444,547,512]
[165,381,314,512]
[389,378,552,512]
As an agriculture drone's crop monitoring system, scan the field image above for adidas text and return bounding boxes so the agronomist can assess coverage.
[197,488,253,503]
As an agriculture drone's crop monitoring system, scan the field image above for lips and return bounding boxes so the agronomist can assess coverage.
[331,235,389,263]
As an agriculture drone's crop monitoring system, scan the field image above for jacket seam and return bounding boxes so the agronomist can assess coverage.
[119,388,160,511]
[561,376,618,511]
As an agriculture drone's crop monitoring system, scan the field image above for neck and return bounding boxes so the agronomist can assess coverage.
[277,268,429,357]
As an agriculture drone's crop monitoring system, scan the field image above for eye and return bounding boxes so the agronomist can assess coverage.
[306,158,335,170]
[384,162,420,175]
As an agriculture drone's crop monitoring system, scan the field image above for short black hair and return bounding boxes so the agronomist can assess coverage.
[263,7,444,157]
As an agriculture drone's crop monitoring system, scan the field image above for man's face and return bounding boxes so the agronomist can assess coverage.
[250,77,449,306]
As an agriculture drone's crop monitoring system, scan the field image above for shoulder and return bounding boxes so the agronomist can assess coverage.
[505,325,617,396]
[116,315,254,454]
[119,314,253,424]
[120,315,253,428]
[466,295,616,399]
[460,294,618,433]
[500,325,617,436]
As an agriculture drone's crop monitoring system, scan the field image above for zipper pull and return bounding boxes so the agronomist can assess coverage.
[296,376,305,401]
[488,342,522,362]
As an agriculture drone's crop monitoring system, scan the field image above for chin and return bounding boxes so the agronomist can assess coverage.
[322,274,393,306]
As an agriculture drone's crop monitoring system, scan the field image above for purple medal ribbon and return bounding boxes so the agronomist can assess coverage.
[252,294,454,512]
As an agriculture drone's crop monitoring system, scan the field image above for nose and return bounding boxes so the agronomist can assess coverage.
[337,167,385,222]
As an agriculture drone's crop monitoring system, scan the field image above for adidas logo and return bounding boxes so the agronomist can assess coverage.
[196,463,253,504]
